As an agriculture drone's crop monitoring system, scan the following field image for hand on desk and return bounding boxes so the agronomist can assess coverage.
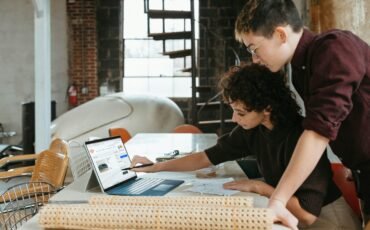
[223,179,270,195]
[130,156,156,172]
[224,179,298,230]
[268,199,298,230]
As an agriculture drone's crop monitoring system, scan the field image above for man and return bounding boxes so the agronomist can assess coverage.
[234,0,370,229]
[130,64,361,229]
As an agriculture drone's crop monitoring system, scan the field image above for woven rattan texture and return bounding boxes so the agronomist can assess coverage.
[39,203,272,230]
[31,150,69,188]
[89,195,253,208]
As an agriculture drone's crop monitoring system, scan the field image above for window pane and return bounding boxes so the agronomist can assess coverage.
[165,19,190,33]
[123,78,149,92]
[125,40,149,58]
[164,0,190,11]
[164,39,189,52]
[124,0,147,38]
[148,58,173,76]
[125,39,162,58]
[123,77,195,97]
[149,19,163,34]
[123,0,198,98]
[148,0,163,10]
[125,58,175,77]
[125,59,149,77]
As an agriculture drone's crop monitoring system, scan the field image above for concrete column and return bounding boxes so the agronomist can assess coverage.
[34,0,51,152]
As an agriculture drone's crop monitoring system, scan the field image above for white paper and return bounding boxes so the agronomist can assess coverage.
[185,177,240,196]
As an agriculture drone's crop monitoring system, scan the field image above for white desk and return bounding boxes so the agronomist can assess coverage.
[21,133,288,230]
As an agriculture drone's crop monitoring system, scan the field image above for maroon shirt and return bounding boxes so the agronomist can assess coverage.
[291,29,370,170]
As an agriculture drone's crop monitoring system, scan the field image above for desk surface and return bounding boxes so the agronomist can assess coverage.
[21,133,288,230]
[125,133,218,161]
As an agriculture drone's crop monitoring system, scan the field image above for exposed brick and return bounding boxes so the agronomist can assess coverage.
[67,0,98,105]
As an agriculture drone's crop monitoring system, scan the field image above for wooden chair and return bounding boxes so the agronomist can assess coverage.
[49,138,69,156]
[331,163,362,219]
[0,149,69,229]
[0,149,69,189]
[0,181,58,230]
[109,127,132,143]
[172,124,203,134]
[0,138,68,172]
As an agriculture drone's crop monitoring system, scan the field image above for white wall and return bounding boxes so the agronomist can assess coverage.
[0,0,68,145]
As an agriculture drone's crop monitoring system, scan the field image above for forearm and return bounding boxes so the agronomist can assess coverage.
[271,130,329,204]
[154,152,212,172]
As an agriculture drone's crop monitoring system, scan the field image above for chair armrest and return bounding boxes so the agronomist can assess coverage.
[0,166,35,180]
[0,154,38,169]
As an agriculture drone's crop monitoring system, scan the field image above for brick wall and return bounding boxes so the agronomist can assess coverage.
[196,0,248,134]
[66,0,122,107]
[198,0,248,95]
[67,0,98,106]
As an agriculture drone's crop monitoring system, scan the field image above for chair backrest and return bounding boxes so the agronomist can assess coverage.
[30,150,69,188]
[172,124,203,134]
[331,163,361,218]
[109,127,132,143]
[49,138,69,156]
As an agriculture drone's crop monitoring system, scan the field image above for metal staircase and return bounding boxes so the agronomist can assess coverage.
[143,0,236,135]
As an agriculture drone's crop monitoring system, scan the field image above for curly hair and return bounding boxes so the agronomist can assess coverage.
[235,0,303,41]
[219,64,301,129]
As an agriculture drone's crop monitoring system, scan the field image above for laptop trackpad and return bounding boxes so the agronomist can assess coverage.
[152,184,173,191]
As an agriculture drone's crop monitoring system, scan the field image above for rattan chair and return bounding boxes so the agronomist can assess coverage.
[0,149,68,191]
[0,149,69,229]
[0,181,58,230]
[0,138,68,172]
[49,138,69,156]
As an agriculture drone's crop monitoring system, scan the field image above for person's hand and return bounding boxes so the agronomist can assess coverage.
[130,155,156,172]
[223,179,262,193]
[268,198,299,230]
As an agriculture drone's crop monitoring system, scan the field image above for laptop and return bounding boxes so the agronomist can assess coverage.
[84,136,184,196]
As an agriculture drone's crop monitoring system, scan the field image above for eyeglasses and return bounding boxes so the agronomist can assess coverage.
[246,45,258,56]
[245,39,264,57]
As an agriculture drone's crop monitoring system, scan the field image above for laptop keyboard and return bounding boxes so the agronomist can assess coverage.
[112,178,165,195]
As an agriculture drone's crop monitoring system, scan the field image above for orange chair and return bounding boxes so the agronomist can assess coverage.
[173,124,203,134]
[109,127,132,143]
[331,163,362,218]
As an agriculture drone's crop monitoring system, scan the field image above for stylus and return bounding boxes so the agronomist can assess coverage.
[121,163,154,171]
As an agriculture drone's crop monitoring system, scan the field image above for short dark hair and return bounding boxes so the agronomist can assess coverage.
[235,0,303,41]
[219,64,301,128]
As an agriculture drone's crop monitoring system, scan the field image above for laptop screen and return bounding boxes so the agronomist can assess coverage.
[85,136,136,190]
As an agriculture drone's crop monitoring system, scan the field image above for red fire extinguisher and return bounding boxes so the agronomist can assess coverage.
[67,84,78,107]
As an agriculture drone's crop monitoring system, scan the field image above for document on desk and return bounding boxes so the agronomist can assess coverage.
[185,178,239,196]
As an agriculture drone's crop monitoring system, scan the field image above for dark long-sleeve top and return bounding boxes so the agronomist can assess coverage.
[291,29,370,171]
[205,116,341,217]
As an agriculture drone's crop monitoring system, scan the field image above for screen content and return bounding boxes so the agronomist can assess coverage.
[86,138,135,189]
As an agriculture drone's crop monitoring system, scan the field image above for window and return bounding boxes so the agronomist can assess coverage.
[123,0,198,97]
